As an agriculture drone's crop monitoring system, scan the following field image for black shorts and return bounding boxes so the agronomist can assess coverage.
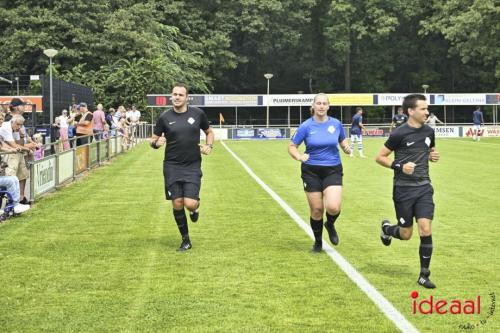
[393,184,434,227]
[301,163,343,192]
[163,161,202,200]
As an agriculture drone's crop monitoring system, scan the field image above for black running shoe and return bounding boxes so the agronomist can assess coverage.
[324,222,339,246]
[417,270,436,289]
[380,219,392,246]
[20,197,29,205]
[189,210,199,223]
[177,239,192,252]
[311,242,322,253]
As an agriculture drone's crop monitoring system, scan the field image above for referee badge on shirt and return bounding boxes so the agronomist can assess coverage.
[328,125,335,134]
[188,117,195,125]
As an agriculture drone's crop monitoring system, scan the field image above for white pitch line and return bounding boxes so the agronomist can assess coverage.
[221,141,419,333]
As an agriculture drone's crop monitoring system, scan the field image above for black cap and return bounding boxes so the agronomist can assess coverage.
[9,98,25,107]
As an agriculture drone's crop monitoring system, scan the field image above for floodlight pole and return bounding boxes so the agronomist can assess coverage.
[264,73,273,128]
[43,48,58,127]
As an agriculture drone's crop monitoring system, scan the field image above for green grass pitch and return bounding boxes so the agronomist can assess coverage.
[0,138,498,332]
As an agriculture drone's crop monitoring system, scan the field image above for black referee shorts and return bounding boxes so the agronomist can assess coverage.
[163,161,202,201]
[301,163,343,192]
[392,184,435,227]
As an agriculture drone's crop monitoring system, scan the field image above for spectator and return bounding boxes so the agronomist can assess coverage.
[74,103,93,146]
[59,109,71,150]
[0,114,33,203]
[92,103,106,141]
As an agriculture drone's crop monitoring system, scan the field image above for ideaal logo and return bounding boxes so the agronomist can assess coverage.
[410,291,480,315]
[410,291,496,330]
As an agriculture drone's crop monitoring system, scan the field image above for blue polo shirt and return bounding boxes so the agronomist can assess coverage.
[473,110,483,125]
[291,117,345,166]
[351,114,363,135]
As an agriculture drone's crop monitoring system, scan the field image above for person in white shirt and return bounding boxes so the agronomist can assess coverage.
[425,113,443,127]
[128,105,141,141]
[58,109,71,151]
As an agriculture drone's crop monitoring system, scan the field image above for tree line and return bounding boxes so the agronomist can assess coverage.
[0,0,498,110]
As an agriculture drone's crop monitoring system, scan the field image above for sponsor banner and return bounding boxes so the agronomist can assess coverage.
[89,142,98,167]
[265,94,316,106]
[0,95,43,112]
[256,128,286,139]
[486,94,500,104]
[75,145,89,174]
[464,126,500,137]
[328,94,374,106]
[363,127,388,137]
[375,94,408,106]
[57,150,74,184]
[204,95,262,106]
[99,141,108,162]
[233,128,255,139]
[375,94,433,105]
[434,94,486,105]
[147,95,204,107]
[109,137,117,156]
[33,157,56,197]
[433,126,460,137]
[117,137,123,153]
[231,128,287,139]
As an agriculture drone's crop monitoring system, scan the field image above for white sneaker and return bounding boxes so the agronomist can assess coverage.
[14,204,30,214]
[359,154,366,158]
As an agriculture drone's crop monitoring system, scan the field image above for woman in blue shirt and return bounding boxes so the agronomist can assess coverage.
[288,93,351,252]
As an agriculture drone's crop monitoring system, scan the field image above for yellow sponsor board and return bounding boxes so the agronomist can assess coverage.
[327,94,374,105]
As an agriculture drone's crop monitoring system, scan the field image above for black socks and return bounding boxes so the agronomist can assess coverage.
[419,235,433,272]
[173,209,189,238]
[310,217,323,244]
[325,212,340,228]
[384,224,402,239]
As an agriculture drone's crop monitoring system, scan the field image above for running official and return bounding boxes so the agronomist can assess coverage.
[149,83,214,252]
[376,94,440,289]
[288,93,351,252]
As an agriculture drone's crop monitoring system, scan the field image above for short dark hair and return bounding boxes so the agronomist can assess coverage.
[173,82,189,95]
[402,94,426,112]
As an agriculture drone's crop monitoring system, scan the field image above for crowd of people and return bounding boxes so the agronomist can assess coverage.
[0,98,142,222]
[52,103,142,151]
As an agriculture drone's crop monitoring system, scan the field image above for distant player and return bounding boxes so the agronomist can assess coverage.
[472,106,484,141]
[390,107,408,133]
[425,113,443,128]
[149,83,214,252]
[350,107,366,158]
[376,94,440,289]
[288,93,351,252]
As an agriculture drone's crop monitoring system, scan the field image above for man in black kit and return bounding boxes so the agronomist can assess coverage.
[375,94,440,289]
[149,83,214,252]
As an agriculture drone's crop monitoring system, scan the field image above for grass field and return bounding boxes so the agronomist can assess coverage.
[0,138,498,332]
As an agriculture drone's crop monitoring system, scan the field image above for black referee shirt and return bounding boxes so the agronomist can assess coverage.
[154,106,210,165]
[384,123,435,186]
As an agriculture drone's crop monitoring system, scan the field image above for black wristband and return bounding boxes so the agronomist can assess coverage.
[150,141,159,149]
[391,161,402,171]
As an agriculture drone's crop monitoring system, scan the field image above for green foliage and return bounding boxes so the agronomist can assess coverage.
[0,0,497,104]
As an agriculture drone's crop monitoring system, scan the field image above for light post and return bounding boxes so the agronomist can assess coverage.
[422,84,429,94]
[15,77,19,95]
[43,48,58,127]
[264,73,273,128]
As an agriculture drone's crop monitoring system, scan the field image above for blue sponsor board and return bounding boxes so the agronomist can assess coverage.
[257,128,285,139]
[231,128,288,139]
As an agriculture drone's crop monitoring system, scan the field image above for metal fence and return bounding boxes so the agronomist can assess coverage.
[14,123,151,202]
